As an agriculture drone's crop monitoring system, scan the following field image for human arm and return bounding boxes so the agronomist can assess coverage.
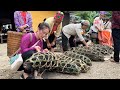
[42,48,49,53]
[25,12,33,29]
[76,28,88,47]
[34,46,41,52]
[14,11,24,31]
[51,23,62,46]
[20,34,36,53]
[54,23,62,38]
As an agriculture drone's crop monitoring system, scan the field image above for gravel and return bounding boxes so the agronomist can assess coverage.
[0,43,120,79]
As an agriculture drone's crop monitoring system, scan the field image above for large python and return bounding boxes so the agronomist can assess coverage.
[63,51,92,66]
[55,53,90,73]
[70,44,113,61]
[25,52,57,71]
[25,52,90,75]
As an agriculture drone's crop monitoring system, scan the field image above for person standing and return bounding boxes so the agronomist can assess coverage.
[111,11,120,63]
[14,11,33,33]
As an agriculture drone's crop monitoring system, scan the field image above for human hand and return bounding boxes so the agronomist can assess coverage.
[47,43,51,48]
[22,24,28,29]
[34,46,41,52]
[22,30,27,33]
[85,44,89,48]
[19,26,25,31]
[51,41,55,46]
[42,49,49,53]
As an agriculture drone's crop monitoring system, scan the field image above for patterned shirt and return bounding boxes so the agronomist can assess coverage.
[14,11,33,32]
[21,11,26,24]
[90,17,104,33]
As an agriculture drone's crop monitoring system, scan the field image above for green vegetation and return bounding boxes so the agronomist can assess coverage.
[70,11,112,31]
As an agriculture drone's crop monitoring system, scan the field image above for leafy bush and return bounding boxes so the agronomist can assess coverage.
[70,11,112,31]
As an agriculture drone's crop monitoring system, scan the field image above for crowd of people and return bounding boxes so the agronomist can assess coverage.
[12,11,120,79]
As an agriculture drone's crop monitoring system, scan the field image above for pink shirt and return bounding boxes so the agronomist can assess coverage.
[20,33,43,54]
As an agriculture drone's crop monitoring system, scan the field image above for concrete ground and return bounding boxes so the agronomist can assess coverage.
[0,43,120,79]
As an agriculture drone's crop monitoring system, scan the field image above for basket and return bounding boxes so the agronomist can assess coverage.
[7,31,23,57]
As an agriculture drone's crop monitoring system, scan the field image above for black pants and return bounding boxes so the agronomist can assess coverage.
[62,32,76,51]
[18,50,36,71]
[91,38,99,44]
[112,28,120,62]
[43,33,56,49]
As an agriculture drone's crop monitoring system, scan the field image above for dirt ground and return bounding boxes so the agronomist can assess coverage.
[1,43,120,79]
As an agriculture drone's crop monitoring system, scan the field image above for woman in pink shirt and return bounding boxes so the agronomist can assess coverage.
[18,22,50,79]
